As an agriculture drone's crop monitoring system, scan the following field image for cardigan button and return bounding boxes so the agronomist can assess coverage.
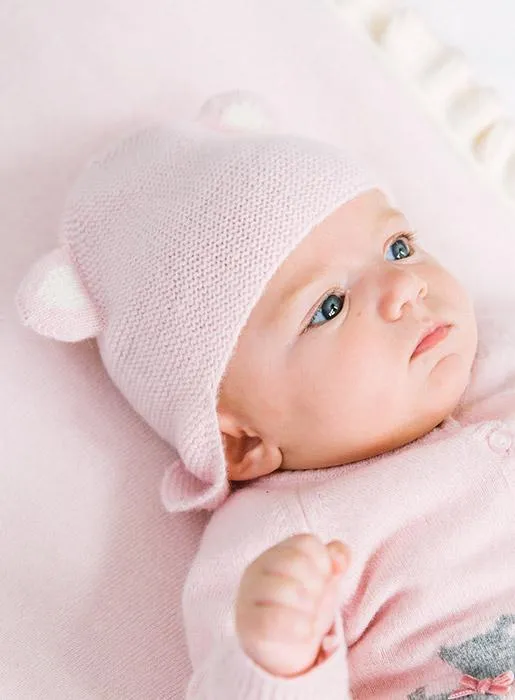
[488,428,513,455]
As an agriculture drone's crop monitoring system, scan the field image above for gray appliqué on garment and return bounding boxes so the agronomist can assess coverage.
[407,614,515,699]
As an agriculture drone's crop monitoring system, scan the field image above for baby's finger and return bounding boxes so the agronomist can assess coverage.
[250,571,318,614]
[276,534,334,579]
[238,600,313,644]
[326,540,351,575]
[258,546,327,598]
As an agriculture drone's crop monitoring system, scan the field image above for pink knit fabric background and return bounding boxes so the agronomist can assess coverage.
[1,1,515,698]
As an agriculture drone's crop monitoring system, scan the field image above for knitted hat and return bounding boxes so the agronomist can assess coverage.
[17,93,376,512]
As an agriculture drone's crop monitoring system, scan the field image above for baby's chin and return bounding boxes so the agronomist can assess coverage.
[422,352,475,416]
[387,374,471,454]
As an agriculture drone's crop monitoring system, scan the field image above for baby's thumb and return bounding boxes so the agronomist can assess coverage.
[326,540,351,576]
[313,541,351,643]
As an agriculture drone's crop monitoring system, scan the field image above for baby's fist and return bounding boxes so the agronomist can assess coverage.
[236,534,350,678]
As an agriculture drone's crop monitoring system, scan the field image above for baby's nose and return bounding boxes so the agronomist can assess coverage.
[378,267,428,322]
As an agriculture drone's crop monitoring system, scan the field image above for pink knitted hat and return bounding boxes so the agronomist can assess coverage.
[17,94,376,512]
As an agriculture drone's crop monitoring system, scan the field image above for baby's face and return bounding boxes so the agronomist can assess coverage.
[218,189,478,480]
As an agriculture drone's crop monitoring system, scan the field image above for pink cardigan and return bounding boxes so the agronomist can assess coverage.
[184,303,515,699]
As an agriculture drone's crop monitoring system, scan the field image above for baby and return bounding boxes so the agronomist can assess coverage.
[17,112,515,699]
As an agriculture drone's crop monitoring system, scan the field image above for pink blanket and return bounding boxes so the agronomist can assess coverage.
[2,0,514,697]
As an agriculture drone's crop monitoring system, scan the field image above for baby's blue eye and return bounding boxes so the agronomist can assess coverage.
[308,293,345,329]
[385,235,414,261]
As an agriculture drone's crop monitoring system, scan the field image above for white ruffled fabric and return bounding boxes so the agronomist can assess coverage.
[330,0,515,208]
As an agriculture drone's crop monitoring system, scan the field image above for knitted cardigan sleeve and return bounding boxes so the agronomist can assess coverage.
[183,486,351,699]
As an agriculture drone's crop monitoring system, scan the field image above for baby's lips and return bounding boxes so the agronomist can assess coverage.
[326,540,351,575]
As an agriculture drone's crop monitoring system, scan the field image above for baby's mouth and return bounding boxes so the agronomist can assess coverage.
[411,323,452,360]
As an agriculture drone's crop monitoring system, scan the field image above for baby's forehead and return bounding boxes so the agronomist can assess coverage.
[273,189,405,286]
[313,188,402,237]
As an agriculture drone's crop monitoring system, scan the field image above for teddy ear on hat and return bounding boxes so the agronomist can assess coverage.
[197,90,276,133]
[16,247,103,342]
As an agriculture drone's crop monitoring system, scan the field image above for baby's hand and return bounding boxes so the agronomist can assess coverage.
[236,534,350,678]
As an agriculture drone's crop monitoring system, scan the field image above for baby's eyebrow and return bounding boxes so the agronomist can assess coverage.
[378,207,408,230]
[278,261,333,318]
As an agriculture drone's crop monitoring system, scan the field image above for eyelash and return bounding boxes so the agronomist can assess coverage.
[392,230,417,253]
[301,287,347,335]
[302,231,418,334]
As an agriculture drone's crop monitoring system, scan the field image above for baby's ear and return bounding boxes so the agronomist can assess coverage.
[197,90,275,133]
[16,247,103,342]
